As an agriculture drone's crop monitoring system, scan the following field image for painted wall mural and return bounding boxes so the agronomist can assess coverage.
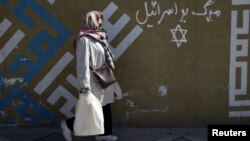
[229,0,250,118]
[0,0,142,126]
[103,2,143,60]
[0,0,249,127]
[0,0,71,125]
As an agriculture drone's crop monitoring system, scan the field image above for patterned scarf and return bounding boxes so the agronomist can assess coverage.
[73,28,115,69]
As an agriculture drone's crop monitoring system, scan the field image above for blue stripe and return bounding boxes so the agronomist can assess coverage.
[0,0,8,5]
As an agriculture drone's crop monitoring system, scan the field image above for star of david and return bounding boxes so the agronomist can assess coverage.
[170,24,187,48]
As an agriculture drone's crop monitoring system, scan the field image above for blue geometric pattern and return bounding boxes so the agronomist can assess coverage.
[0,86,59,125]
[0,0,71,125]
[0,0,8,4]
[11,0,71,83]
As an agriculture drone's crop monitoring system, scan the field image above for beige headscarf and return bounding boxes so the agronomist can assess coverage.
[73,11,115,69]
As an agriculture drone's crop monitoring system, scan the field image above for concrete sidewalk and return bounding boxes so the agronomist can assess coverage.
[0,126,208,141]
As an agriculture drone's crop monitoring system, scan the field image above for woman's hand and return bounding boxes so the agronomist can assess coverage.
[79,87,90,94]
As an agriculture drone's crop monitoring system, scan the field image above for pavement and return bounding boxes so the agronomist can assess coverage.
[0,126,208,141]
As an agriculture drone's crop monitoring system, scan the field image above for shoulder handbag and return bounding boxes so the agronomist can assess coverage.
[90,63,117,89]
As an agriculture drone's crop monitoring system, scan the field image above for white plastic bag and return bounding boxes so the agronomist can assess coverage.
[73,92,104,136]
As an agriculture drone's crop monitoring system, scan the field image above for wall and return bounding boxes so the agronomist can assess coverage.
[0,0,250,127]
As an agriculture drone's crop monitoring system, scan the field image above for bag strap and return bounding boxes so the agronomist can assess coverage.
[89,39,108,71]
[90,63,108,72]
[89,40,97,70]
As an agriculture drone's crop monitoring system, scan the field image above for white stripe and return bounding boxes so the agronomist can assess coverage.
[106,14,130,42]
[103,2,130,42]
[232,0,250,5]
[0,18,12,37]
[103,2,118,22]
[47,0,55,5]
[66,74,79,89]
[0,30,25,64]
[47,85,77,118]
[34,52,74,95]
[229,111,250,117]
[112,25,143,60]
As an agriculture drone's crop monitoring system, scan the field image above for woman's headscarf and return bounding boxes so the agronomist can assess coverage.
[73,11,115,69]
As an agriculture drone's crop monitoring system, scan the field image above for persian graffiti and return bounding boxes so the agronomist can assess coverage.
[136,0,221,27]
[229,0,250,118]
[135,0,221,47]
